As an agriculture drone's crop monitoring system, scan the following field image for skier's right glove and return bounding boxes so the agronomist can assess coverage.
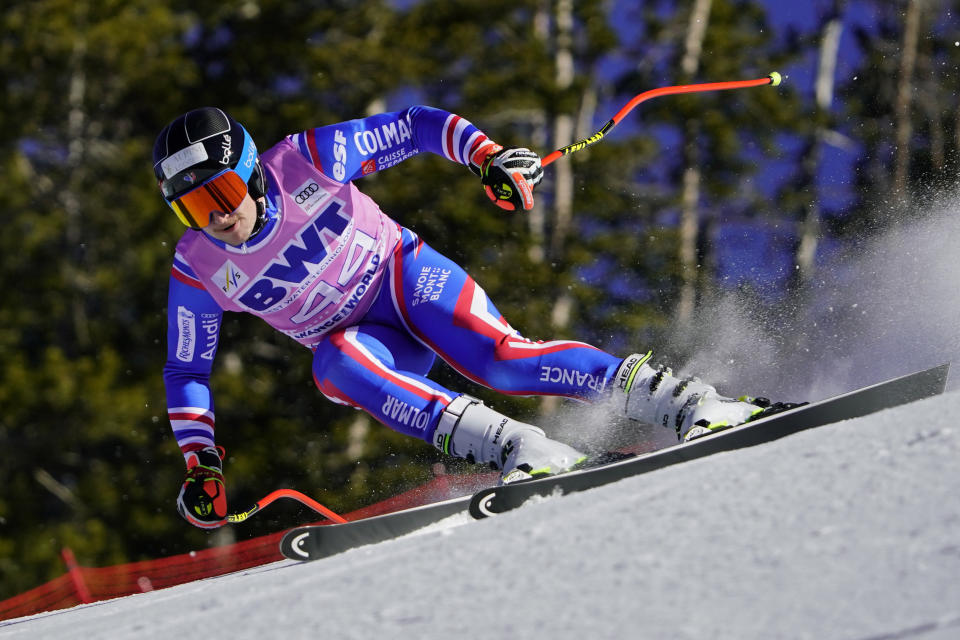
[176,446,228,529]
[469,145,543,211]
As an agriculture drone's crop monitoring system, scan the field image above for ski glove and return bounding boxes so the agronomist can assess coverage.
[470,145,543,211]
[177,446,228,529]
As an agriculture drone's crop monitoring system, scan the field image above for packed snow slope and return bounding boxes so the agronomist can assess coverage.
[7,204,960,639]
[2,380,959,639]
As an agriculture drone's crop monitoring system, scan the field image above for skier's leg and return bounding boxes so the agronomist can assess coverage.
[379,229,622,401]
[360,229,782,463]
[312,322,450,440]
[327,229,591,479]
[312,321,583,481]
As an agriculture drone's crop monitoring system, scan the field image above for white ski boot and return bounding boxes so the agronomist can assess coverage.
[613,352,765,441]
[433,395,586,484]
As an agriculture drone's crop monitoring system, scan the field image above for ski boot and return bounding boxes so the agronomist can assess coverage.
[433,395,587,484]
[614,352,796,442]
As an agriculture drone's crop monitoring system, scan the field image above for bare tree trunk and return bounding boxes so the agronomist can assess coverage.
[955,101,960,156]
[550,0,575,263]
[676,156,701,325]
[675,0,712,326]
[928,101,944,172]
[65,1,91,350]
[680,0,712,75]
[916,20,944,173]
[796,8,843,285]
[541,0,576,416]
[893,0,921,197]
[529,1,553,264]
[549,0,575,331]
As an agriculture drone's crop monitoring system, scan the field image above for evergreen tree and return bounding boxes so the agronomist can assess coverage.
[0,0,205,598]
[0,0,836,602]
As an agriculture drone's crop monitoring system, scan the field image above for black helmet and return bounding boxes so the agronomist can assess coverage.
[153,107,266,228]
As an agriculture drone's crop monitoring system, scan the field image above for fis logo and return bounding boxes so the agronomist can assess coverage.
[212,260,248,298]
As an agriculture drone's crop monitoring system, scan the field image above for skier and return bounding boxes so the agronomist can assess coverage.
[155,106,785,529]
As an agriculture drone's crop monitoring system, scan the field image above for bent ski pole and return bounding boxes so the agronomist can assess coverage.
[541,72,784,168]
[228,488,348,524]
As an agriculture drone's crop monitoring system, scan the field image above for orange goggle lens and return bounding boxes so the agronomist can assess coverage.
[169,170,248,229]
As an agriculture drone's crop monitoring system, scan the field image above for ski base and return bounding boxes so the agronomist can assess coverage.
[469,363,949,519]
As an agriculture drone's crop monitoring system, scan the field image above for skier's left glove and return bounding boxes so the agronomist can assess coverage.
[470,145,543,211]
[176,446,228,529]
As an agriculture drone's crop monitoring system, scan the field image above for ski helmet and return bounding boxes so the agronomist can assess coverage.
[153,107,266,229]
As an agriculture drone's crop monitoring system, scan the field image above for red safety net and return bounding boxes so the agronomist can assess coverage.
[0,469,496,622]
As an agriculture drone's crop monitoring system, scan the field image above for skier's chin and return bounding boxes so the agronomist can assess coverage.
[207,217,252,245]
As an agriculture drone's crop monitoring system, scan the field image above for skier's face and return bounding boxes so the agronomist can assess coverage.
[204,193,260,246]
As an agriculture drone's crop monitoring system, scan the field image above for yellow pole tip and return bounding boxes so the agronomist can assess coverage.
[768,71,783,87]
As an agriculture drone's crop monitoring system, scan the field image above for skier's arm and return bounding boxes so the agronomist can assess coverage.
[288,105,542,209]
[163,253,223,464]
[289,105,487,179]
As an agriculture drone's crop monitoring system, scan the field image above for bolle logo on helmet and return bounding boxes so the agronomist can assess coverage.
[220,134,232,165]
[295,183,320,204]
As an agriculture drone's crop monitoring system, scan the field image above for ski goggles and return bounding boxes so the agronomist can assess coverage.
[165,169,249,229]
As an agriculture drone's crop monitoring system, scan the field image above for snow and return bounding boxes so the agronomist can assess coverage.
[7,196,960,639]
[3,387,959,639]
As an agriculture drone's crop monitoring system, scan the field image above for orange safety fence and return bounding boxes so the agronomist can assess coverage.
[0,468,496,623]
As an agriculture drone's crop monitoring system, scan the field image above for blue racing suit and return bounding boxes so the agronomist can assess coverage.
[163,106,624,460]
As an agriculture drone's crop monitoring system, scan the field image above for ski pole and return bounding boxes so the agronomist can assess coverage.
[228,488,348,524]
[541,71,784,168]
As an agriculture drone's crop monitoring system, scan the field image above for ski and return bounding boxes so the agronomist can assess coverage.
[280,494,472,562]
[469,363,950,519]
[280,364,949,559]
